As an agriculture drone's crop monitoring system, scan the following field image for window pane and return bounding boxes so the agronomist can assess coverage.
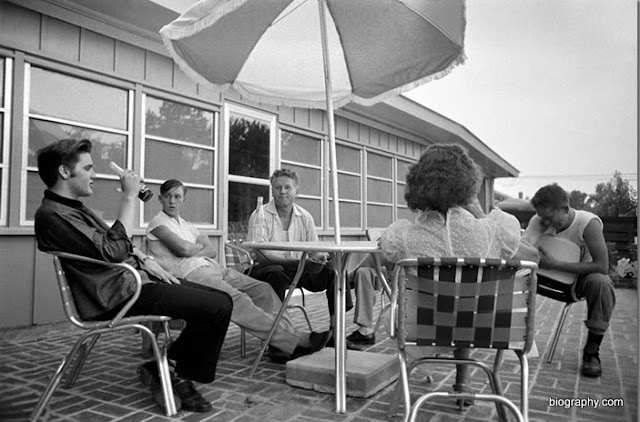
[329,173,360,200]
[296,198,321,226]
[229,115,270,179]
[27,120,127,174]
[368,179,393,203]
[281,131,320,165]
[145,97,214,146]
[144,183,214,225]
[228,181,270,236]
[0,58,4,105]
[397,183,407,207]
[397,207,415,221]
[0,119,3,158]
[397,160,413,182]
[145,140,214,185]
[285,164,321,197]
[367,152,392,179]
[367,204,393,227]
[336,144,360,172]
[328,201,360,228]
[30,67,128,130]
[27,173,122,221]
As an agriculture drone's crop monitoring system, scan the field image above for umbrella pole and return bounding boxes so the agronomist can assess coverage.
[318,0,341,245]
[319,0,346,415]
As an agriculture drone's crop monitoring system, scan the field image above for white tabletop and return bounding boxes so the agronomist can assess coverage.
[242,240,380,253]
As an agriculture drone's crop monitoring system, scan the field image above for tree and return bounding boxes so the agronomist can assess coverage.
[589,171,637,217]
[568,190,592,211]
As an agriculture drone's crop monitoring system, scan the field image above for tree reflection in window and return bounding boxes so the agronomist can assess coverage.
[145,99,213,147]
[228,116,270,179]
[144,97,215,184]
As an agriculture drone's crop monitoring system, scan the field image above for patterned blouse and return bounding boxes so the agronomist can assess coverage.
[381,206,522,263]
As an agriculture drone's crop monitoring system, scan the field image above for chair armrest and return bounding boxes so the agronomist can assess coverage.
[224,241,255,274]
[48,251,143,329]
[388,263,403,339]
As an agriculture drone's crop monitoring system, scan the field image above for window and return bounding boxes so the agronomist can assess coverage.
[143,95,217,226]
[366,151,393,228]
[224,103,276,236]
[0,58,10,226]
[328,142,362,229]
[281,129,323,226]
[23,65,132,223]
[396,158,414,220]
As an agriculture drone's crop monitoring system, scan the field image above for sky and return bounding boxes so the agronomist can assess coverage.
[404,0,637,199]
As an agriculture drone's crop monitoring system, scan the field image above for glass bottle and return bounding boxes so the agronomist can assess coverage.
[252,196,265,242]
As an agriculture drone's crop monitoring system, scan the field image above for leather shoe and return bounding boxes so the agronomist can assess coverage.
[307,330,332,352]
[325,332,363,350]
[172,379,212,412]
[346,330,376,345]
[268,346,293,364]
[137,361,182,412]
[581,353,602,377]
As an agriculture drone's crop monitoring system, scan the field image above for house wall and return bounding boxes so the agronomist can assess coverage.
[0,1,496,329]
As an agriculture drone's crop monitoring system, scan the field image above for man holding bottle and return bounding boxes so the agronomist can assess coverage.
[248,169,353,343]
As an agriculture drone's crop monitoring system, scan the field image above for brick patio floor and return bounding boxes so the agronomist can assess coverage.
[0,287,636,422]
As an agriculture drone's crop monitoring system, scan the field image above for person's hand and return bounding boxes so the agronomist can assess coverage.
[142,259,180,284]
[120,169,141,200]
[538,246,556,270]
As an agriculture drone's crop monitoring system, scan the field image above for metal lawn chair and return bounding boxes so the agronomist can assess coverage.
[30,251,178,420]
[387,257,538,422]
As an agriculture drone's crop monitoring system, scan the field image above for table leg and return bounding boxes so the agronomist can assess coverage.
[249,251,309,379]
[332,251,346,413]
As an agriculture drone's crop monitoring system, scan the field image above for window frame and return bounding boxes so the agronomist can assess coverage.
[0,58,12,226]
[279,125,325,229]
[140,92,219,229]
[20,63,134,226]
[365,148,395,228]
[326,138,363,231]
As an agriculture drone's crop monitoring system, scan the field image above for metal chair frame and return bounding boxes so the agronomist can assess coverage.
[364,228,393,336]
[224,239,313,362]
[387,257,538,422]
[536,274,584,363]
[30,251,177,421]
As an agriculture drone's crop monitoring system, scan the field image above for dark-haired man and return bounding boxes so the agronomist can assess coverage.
[34,138,233,413]
[523,183,616,377]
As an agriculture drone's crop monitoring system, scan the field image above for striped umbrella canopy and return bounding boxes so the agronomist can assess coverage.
[161,0,466,241]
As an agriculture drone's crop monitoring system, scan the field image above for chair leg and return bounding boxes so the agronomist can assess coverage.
[30,333,95,421]
[492,350,509,422]
[240,327,247,358]
[62,333,101,389]
[137,324,178,417]
[387,350,411,421]
[517,351,530,422]
[546,302,573,363]
[287,304,314,331]
[408,392,525,422]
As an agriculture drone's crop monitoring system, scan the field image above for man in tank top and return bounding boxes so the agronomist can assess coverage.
[523,184,616,378]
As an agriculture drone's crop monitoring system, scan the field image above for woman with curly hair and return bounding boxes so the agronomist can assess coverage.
[380,143,537,407]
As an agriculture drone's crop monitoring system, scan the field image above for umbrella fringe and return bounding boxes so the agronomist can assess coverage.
[160,0,251,40]
[351,51,467,108]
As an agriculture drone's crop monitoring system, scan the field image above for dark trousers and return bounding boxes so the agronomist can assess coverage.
[126,280,233,383]
[251,261,353,316]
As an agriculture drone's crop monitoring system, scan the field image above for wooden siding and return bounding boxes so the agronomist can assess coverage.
[0,1,493,329]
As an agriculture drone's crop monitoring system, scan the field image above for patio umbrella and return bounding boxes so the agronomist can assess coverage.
[160,0,466,242]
